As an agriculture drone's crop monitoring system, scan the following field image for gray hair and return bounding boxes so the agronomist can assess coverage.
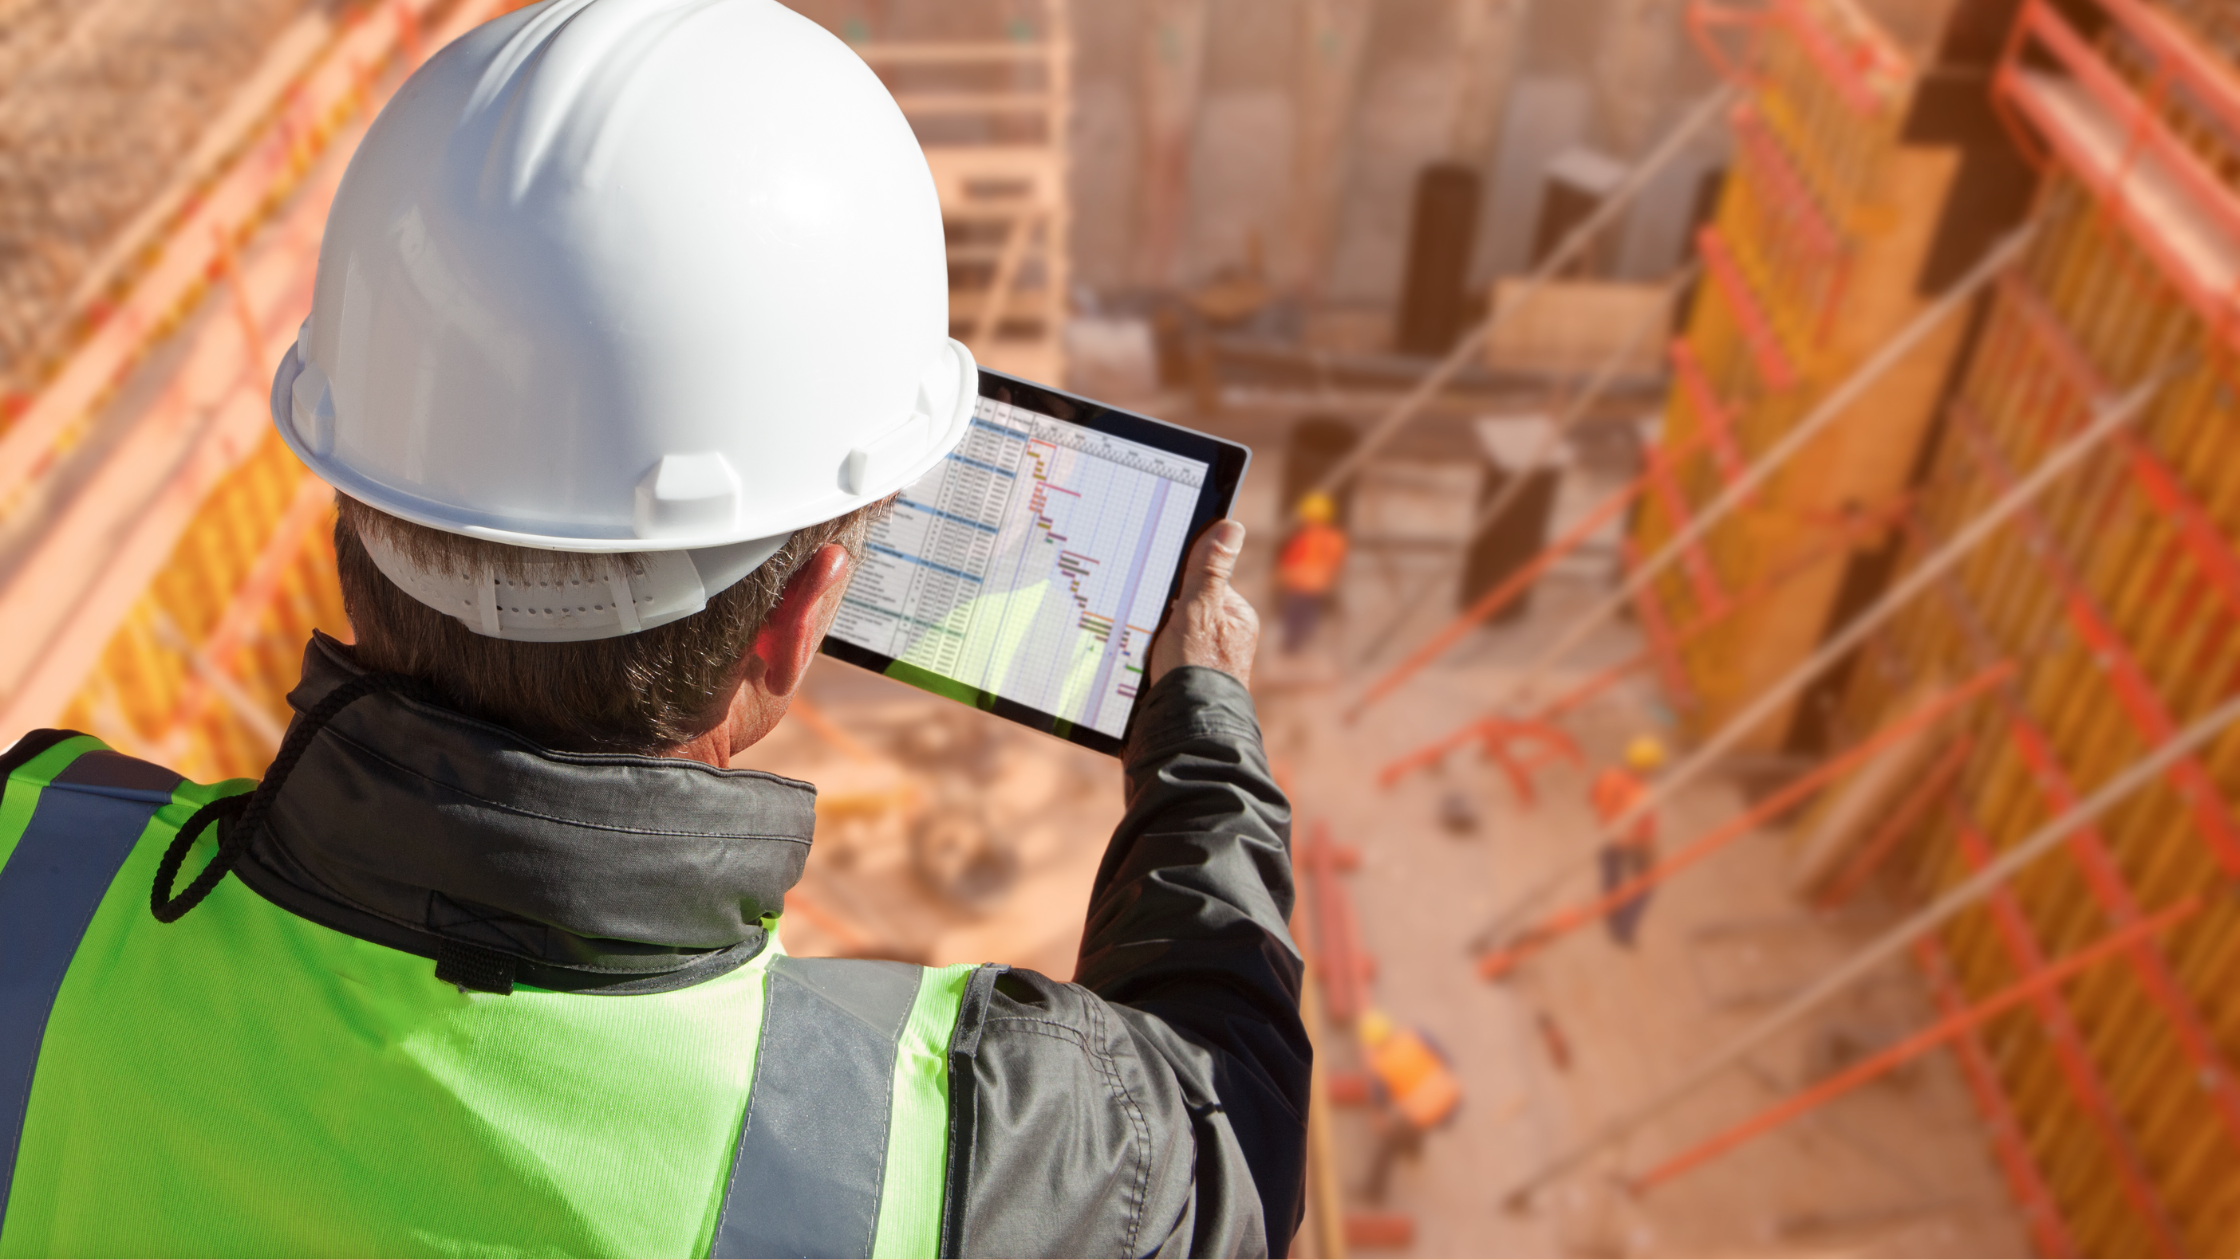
[334,494,886,754]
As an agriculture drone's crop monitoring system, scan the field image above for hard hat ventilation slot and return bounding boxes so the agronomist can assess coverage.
[635,453,741,540]
[843,401,935,495]
[290,356,337,458]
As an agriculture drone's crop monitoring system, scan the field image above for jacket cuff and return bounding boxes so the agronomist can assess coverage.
[1125,665,1263,763]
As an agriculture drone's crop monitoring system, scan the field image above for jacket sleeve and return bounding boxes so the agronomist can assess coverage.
[942,667,1307,1258]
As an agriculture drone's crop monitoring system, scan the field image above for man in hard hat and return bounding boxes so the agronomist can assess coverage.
[0,4,1304,1255]
[1593,735,1668,948]
[1275,490,1348,654]
[1356,1009,1462,1203]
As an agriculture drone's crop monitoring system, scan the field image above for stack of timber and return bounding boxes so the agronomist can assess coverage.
[1632,0,2003,751]
[1830,0,2240,1251]
[853,0,1072,389]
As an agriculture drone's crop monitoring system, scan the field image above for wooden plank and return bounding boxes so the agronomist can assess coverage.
[1689,141,1968,750]
[1484,279,1673,378]
[892,3,1069,387]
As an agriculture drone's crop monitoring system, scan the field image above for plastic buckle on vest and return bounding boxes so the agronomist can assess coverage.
[435,939,517,995]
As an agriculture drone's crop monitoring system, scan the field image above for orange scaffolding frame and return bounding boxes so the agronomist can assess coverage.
[1628,898,2201,1196]
[1470,662,2010,979]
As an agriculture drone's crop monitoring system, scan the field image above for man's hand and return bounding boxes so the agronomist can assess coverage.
[1148,519,1260,688]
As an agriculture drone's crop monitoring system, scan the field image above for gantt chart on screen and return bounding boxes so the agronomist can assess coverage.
[831,397,1208,739]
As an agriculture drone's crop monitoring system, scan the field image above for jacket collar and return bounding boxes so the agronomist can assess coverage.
[236,634,815,991]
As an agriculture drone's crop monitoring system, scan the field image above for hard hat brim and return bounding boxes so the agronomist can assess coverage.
[270,337,980,554]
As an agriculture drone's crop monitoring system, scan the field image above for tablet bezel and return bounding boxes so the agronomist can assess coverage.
[818,367,1252,756]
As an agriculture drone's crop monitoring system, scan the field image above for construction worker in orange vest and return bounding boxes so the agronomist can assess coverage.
[1357,1009,1462,1203]
[1594,734,1667,949]
[1276,490,1348,654]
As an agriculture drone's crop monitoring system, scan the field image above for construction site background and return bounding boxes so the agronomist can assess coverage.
[6,0,2240,1255]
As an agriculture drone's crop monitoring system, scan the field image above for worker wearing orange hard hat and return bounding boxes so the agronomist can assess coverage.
[1357,1009,1463,1203]
[1276,490,1348,654]
[1593,734,1666,948]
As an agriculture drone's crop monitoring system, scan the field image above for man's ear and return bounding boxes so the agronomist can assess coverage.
[748,543,853,698]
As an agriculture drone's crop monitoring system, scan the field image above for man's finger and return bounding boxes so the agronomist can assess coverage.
[1185,520,1246,597]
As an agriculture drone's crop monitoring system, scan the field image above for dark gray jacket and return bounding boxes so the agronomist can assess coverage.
[234,635,1308,1257]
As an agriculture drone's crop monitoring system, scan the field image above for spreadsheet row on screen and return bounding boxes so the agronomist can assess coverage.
[831,397,1208,739]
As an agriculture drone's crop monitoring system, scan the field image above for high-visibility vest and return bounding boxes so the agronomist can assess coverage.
[1366,1027,1460,1130]
[1590,767,1657,849]
[0,736,972,1258]
[1276,524,1348,596]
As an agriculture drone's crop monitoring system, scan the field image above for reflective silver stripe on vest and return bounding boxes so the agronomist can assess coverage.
[712,956,924,1259]
[0,754,179,1226]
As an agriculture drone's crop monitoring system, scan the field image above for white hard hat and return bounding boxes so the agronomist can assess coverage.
[271,0,976,640]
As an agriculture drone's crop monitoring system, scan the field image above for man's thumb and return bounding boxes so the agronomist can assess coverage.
[1189,520,1246,593]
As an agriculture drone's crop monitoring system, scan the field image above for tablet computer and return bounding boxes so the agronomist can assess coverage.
[821,368,1251,755]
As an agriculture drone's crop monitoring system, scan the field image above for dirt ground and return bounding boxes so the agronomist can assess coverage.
[743,657,1124,980]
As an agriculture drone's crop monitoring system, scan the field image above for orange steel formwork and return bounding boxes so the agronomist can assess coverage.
[1821,1,2240,1250]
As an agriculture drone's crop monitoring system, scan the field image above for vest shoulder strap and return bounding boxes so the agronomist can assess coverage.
[713,956,915,1259]
[712,956,987,1259]
[0,734,185,1229]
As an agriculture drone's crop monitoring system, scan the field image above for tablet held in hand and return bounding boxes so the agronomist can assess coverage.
[821,368,1251,755]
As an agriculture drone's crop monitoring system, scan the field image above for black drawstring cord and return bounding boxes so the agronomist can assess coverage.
[152,672,428,924]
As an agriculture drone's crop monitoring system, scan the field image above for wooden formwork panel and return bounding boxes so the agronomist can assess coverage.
[1483,279,1673,378]
[1634,0,1971,749]
[1652,1,2240,1246]
[1838,163,2240,1256]
[57,431,346,782]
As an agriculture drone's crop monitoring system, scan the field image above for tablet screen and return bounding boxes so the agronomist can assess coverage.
[829,390,1217,743]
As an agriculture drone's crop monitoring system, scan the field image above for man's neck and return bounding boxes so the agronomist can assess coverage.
[661,690,789,767]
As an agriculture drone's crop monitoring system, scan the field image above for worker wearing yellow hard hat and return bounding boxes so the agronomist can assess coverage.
[1277,490,1348,653]
[1357,1008,1463,1203]
[1626,733,1668,772]
[1593,733,1669,949]
[0,2,1304,1253]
